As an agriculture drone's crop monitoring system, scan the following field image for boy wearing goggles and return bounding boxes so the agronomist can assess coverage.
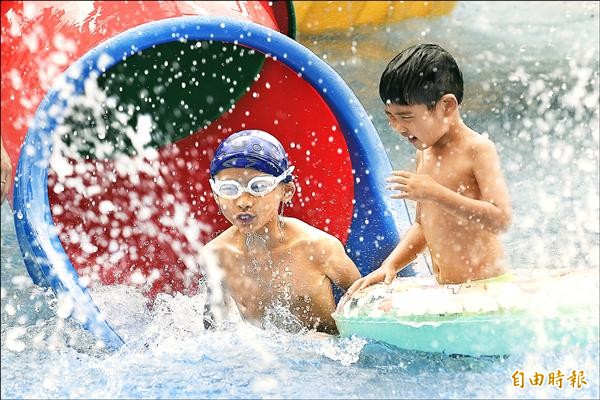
[201,129,360,334]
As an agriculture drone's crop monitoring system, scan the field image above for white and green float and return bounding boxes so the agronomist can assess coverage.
[334,268,599,357]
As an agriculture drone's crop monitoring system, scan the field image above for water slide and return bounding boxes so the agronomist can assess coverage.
[1,1,422,349]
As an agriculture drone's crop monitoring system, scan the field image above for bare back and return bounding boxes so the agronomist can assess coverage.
[416,127,508,283]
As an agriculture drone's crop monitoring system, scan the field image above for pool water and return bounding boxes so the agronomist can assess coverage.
[2,1,599,399]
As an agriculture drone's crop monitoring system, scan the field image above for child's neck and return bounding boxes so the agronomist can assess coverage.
[430,117,466,153]
[239,217,286,254]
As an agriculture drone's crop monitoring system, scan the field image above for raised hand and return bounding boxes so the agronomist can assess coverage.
[386,170,438,201]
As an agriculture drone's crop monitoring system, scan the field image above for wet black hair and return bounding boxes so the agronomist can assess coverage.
[379,43,464,110]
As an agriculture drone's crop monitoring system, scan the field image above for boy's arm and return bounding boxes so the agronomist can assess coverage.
[321,238,361,291]
[345,218,427,297]
[388,139,512,233]
[196,244,232,326]
[345,151,427,297]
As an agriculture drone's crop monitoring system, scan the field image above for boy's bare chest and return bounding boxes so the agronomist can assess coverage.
[417,151,478,196]
[222,249,324,303]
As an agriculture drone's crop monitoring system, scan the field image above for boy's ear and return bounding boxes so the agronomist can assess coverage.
[282,182,295,203]
[439,93,458,114]
[212,192,224,210]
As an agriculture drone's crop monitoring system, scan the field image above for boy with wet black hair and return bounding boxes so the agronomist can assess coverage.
[348,43,512,295]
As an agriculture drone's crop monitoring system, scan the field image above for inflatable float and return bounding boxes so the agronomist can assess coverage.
[334,268,599,356]
[2,1,422,349]
[293,1,457,34]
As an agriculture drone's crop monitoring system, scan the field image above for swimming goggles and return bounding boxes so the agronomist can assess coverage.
[209,166,295,200]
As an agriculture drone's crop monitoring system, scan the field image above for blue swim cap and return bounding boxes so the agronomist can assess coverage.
[210,130,293,182]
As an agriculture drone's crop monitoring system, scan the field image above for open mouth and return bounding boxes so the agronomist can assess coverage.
[236,213,256,224]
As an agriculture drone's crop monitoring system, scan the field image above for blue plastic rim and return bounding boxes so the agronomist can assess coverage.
[14,16,418,348]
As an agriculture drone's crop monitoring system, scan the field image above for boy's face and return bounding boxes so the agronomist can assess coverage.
[384,102,447,150]
[212,168,292,235]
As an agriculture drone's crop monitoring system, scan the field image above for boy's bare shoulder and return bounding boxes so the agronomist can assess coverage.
[200,227,238,257]
[465,129,499,158]
[286,218,346,253]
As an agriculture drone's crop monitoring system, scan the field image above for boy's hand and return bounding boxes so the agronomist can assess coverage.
[386,171,438,201]
[344,263,397,298]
